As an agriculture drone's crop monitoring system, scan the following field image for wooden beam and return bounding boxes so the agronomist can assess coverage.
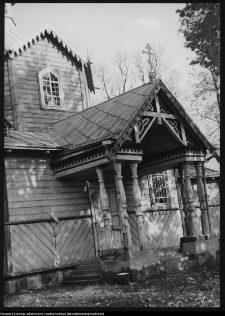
[4,165,13,275]
[134,124,140,143]
[180,120,187,145]
[139,116,156,142]
[8,59,22,131]
[162,118,185,146]
[55,158,109,178]
[143,111,178,119]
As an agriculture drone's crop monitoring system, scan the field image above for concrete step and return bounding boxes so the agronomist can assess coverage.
[80,259,100,265]
[63,279,103,286]
[67,274,102,282]
[76,264,101,271]
[70,269,102,276]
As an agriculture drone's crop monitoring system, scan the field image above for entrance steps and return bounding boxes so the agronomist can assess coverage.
[63,258,102,286]
[159,247,197,272]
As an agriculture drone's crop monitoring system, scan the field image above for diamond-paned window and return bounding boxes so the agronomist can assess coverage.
[39,67,64,110]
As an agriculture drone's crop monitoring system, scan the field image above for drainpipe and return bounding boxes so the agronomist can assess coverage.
[202,162,212,234]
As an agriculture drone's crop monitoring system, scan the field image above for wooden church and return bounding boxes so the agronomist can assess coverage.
[4,4,220,283]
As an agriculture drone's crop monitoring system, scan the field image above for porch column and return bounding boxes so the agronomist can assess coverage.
[115,163,132,248]
[130,163,146,245]
[194,162,210,235]
[182,163,198,236]
[176,167,187,237]
[96,167,114,249]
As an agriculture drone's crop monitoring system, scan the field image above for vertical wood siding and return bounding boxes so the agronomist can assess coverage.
[4,58,14,125]
[13,35,87,132]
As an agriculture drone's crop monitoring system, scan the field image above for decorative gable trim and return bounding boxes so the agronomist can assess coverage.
[112,80,162,153]
[159,82,215,154]
[5,24,87,66]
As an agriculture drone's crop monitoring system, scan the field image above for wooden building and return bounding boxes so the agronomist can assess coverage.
[4,4,219,279]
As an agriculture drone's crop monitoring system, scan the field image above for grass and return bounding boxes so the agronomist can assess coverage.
[4,261,220,308]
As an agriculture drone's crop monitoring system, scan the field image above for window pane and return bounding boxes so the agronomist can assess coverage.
[152,173,168,204]
[42,72,50,81]
[50,72,58,82]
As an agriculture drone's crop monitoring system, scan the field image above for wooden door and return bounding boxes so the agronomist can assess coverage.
[92,191,123,252]
[108,192,123,249]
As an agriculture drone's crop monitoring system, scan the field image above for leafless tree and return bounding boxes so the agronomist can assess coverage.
[183,68,220,149]
[132,42,182,98]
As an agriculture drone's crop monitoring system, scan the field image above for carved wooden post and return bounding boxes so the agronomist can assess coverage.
[115,163,132,248]
[96,167,114,249]
[182,163,198,236]
[130,163,146,245]
[194,162,210,235]
[176,167,187,237]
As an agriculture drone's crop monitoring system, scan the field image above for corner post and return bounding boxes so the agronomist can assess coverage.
[115,163,132,248]
[194,162,210,235]
[176,167,187,237]
[130,163,146,245]
[183,163,198,236]
[96,167,114,249]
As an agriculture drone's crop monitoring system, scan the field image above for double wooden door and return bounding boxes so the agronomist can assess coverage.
[92,190,123,253]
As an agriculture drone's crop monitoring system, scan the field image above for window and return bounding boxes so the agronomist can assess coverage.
[38,67,64,110]
[148,172,170,208]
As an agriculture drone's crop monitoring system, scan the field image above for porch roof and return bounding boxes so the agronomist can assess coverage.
[4,130,61,150]
[48,79,216,157]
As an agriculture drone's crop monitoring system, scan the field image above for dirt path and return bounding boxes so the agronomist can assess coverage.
[4,263,220,308]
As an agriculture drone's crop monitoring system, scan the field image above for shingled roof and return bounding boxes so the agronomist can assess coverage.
[48,81,156,151]
[48,79,216,156]
[4,130,61,150]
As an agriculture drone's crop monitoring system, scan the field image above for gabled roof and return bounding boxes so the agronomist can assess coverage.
[5,23,87,66]
[48,81,156,151]
[48,79,216,156]
[4,130,61,150]
[189,165,220,178]
[5,27,27,52]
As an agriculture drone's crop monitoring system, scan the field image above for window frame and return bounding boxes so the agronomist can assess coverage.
[38,67,65,111]
[148,171,171,209]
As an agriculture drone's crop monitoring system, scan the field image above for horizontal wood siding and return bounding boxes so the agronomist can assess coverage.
[5,156,90,222]
[14,35,85,131]
[4,58,14,125]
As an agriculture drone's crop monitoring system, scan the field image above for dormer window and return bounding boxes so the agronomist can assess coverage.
[38,67,64,110]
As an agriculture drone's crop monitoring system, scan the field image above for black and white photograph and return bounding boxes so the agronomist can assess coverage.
[4,3,220,310]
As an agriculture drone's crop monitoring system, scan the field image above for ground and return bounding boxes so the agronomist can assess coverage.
[4,261,220,308]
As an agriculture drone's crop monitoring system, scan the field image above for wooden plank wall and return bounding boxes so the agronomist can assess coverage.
[192,179,220,237]
[55,218,95,265]
[13,35,86,132]
[5,154,96,274]
[5,156,90,222]
[90,170,183,249]
[4,57,14,125]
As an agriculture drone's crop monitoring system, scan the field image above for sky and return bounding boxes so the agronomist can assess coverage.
[12,3,197,73]
[11,3,219,171]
